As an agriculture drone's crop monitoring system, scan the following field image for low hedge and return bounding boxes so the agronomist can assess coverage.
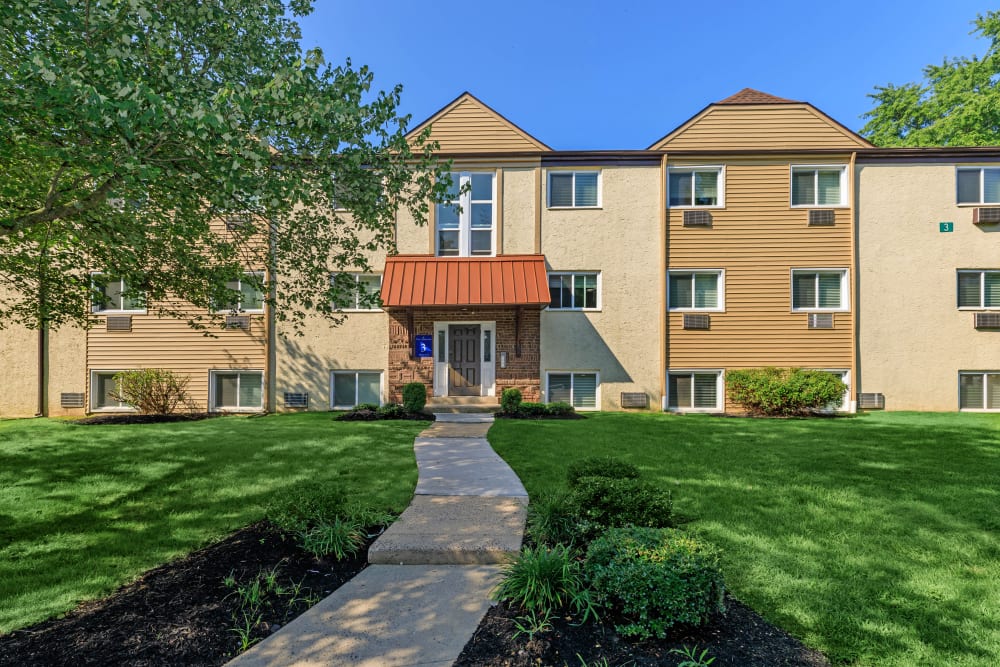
[726,367,846,416]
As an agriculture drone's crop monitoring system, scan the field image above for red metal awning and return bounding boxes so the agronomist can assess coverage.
[380,255,549,308]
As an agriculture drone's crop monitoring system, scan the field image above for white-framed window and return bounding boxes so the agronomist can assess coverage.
[957,167,1000,205]
[959,371,1000,410]
[332,273,382,311]
[546,371,599,410]
[790,166,847,207]
[667,370,723,411]
[811,369,850,412]
[91,274,145,313]
[331,371,383,408]
[436,171,495,257]
[668,270,724,311]
[668,166,724,208]
[547,170,601,208]
[548,272,600,310]
[90,370,134,411]
[958,270,1000,309]
[210,370,263,411]
[215,272,265,313]
[791,269,848,311]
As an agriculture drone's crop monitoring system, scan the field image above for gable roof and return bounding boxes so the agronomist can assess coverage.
[648,89,873,151]
[406,92,551,153]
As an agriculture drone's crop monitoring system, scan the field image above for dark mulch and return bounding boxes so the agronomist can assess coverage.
[493,412,586,420]
[456,596,830,667]
[0,521,374,667]
[334,409,436,421]
[73,412,222,426]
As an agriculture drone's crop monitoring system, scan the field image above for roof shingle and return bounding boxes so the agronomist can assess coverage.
[716,88,798,105]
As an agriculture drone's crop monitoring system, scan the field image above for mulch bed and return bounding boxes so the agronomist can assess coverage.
[493,412,586,420]
[73,413,222,426]
[456,596,830,667]
[334,409,437,422]
[0,521,374,667]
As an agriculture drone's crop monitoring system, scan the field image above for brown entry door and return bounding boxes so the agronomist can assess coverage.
[448,324,481,396]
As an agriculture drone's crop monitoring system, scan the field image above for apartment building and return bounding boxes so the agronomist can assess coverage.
[3,89,999,417]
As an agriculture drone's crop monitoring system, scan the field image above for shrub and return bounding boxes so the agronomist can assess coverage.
[585,527,725,639]
[545,401,575,417]
[265,482,347,532]
[355,402,380,411]
[500,387,522,413]
[298,517,365,560]
[726,367,847,416]
[570,476,673,539]
[492,544,597,621]
[110,368,193,414]
[376,403,408,419]
[566,456,641,488]
[401,382,426,413]
[517,402,548,418]
[526,489,579,547]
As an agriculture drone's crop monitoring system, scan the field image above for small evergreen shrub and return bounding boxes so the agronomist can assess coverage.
[726,367,846,416]
[376,403,408,419]
[517,402,548,417]
[545,401,575,417]
[355,402,380,411]
[500,387,522,413]
[566,456,641,488]
[526,489,579,547]
[585,527,725,639]
[110,368,193,414]
[266,482,347,532]
[570,476,673,539]
[401,382,426,413]
[492,544,597,621]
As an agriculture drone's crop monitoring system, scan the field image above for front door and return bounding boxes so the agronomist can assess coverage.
[448,324,481,396]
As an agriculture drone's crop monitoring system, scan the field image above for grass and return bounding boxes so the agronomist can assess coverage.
[488,411,1000,667]
[0,413,424,633]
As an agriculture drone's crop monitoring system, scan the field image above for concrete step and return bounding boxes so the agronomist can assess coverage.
[426,397,499,413]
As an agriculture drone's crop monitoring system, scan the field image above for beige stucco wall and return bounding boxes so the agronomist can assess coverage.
[502,167,538,254]
[47,324,88,417]
[857,162,1000,410]
[0,321,39,418]
[540,165,663,409]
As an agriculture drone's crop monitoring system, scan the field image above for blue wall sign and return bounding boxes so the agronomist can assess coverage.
[414,334,433,358]
[939,222,954,233]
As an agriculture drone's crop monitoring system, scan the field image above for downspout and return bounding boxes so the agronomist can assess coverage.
[36,327,47,417]
[266,218,278,413]
[849,151,859,412]
[659,153,668,410]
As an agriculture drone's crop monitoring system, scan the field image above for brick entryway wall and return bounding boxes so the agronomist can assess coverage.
[387,307,541,402]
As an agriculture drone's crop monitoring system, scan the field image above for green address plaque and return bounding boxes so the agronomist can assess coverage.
[939,222,954,232]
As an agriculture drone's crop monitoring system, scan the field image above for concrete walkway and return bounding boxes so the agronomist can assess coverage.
[228,412,527,667]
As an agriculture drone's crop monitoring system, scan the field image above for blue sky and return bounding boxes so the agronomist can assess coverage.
[298,1,994,150]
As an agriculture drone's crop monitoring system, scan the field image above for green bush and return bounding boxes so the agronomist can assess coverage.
[526,489,579,547]
[376,403,408,419]
[566,456,641,488]
[585,527,725,639]
[570,476,673,539]
[517,402,548,417]
[492,544,597,621]
[265,482,347,532]
[401,382,426,413]
[545,401,575,417]
[110,368,193,414]
[354,402,379,411]
[726,367,846,416]
[500,387,522,413]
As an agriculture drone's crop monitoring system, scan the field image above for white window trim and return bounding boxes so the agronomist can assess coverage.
[666,369,724,413]
[546,272,602,311]
[90,273,147,314]
[958,371,1000,411]
[790,268,850,312]
[89,369,137,412]
[332,273,383,312]
[545,370,600,411]
[809,369,853,413]
[212,271,266,314]
[667,269,725,312]
[436,171,497,257]
[789,165,848,208]
[330,370,385,409]
[209,369,264,412]
[667,166,725,209]
[957,270,1000,310]
[956,167,1000,206]
[546,170,602,209]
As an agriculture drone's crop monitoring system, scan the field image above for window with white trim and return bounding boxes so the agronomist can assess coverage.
[791,166,846,207]
[668,270,723,311]
[216,272,265,313]
[90,371,132,410]
[211,370,263,411]
[958,270,1000,309]
[436,171,495,256]
[548,273,599,310]
[813,369,849,412]
[332,273,382,311]
[791,270,848,311]
[668,371,722,411]
[547,372,598,409]
[668,167,723,207]
[957,167,1000,204]
[548,171,600,208]
[91,275,145,313]
[959,372,1000,410]
[331,371,382,408]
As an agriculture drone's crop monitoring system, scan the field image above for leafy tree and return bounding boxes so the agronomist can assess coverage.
[0,0,447,332]
[862,11,1000,146]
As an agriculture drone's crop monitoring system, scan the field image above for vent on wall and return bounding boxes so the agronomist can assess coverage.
[683,314,711,330]
[225,315,250,329]
[60,392,85,408]
[620,392,649,409]
[808,209,836,226]
[808,313,834,329]
[973,208,1000,225]
[858,393,885,410]
[682,210,712,227]
[283,392,309,408]
[225,214,251,231]
[974,312,1000,329]
[106,315,132,332]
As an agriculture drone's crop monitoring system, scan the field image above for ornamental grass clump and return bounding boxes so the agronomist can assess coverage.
[726,367,846,416]
[492,544,597,622]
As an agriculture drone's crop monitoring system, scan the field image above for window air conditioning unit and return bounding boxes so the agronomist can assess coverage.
[620,392,649,408]
[808,209,835,226]
[682,210,712,227]
[974,312,1000,329]
[858,393,885,410]
[283,392,309,408]
[808,313,834,329]
[973,208,1000,224]
[225,315,251,329]
[683,314,711,330]
[60,392,85,408]
[106,315,132,331]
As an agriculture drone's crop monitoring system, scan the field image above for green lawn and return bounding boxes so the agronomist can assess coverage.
[0,413,423,633]
[488,411,1000,667]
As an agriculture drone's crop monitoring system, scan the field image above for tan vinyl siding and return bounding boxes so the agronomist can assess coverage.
[666,159,854,411]
[413,96,547,153]
[654,106,870,151]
